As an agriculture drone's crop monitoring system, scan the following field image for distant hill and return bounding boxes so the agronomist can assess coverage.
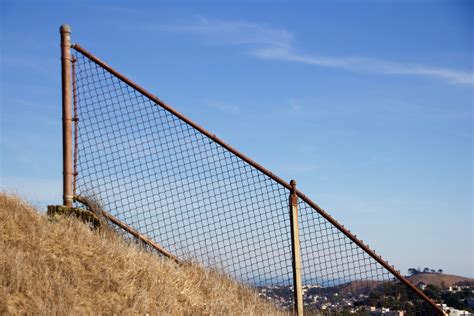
[0,193,282,315]
[335,280,385,294]
[330,272,474,295]
[407,272,474,287]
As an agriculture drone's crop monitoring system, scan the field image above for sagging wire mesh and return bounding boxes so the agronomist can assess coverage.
[71,47,439,315]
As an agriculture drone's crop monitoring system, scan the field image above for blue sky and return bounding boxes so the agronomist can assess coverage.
[1,1,472,277]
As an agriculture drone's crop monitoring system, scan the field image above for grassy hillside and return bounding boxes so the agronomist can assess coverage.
[407,273,474,288]
[0,193,282,315]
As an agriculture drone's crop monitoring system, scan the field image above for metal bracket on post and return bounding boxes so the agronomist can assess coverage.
[289,180,303,316]
[60,24,73,207]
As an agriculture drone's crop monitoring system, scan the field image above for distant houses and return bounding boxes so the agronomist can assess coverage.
[440,304,472,316]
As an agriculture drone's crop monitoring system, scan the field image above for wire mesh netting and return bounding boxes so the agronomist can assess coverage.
[72,50,294,290]
[71,47,440,315]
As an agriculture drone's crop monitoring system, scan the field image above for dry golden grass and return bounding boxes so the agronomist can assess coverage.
[0,193,283,315]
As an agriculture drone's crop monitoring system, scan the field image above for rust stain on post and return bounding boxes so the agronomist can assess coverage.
[60,24,73,207]
[289,180,303,316]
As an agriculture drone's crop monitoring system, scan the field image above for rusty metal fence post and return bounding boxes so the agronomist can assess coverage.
[289,180,303,316]
[60,24,73,207]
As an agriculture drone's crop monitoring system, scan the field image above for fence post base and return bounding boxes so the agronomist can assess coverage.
[47,205,103,228]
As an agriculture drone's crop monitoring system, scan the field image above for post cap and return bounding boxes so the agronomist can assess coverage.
[60,24,71,33]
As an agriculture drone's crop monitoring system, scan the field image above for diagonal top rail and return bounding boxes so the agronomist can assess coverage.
[71,44,292,191]
[71,43,445,315]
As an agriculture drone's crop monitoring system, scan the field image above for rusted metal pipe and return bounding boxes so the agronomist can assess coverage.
[70,43,444,315]
[289,180,304,316]
[61,25,73,207]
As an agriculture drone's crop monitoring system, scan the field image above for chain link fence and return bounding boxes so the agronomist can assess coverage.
[70,44,442,315]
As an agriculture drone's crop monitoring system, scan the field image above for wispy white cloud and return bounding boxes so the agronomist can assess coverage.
[254,47,473,86]
[160,15,293,49]
[159,17,473,86]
